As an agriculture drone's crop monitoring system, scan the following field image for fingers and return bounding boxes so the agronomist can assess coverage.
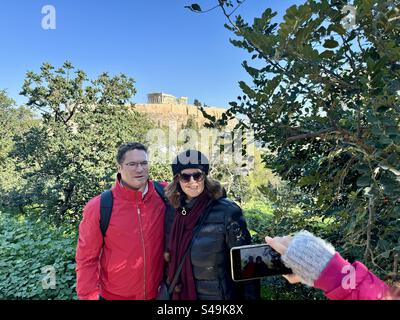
[265,236,286,255]
[265,234,301,285]
[283,274,302,284]
[277,235,292,247]
[265,235,293,256]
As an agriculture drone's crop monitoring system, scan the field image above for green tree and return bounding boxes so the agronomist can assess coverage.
[191,0,400,278]
[193,98,202,107]
[13,61,154,223]
[183,115,198,130]
[0,90,37,209]
[0,90,17,192]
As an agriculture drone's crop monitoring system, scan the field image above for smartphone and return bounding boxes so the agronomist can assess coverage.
[230,243,292,281]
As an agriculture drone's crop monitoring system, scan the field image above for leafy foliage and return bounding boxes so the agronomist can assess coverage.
[0,90,38,208]
[202,0,400,278]
[0,211,77,299]
[261,276,325,300]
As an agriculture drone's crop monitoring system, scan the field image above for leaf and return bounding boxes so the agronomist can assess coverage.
[323,39,339,49]
[14,233,26,240]
[380,174,400,196]
[380,251,390,259]
[386,153,399,166]
[328,24,346,35]
[67,263,76,270]
[355,163,370,174]
[298,174,320,186]
[185,3,202,12]
[378,136,392,146]
[320,50,335,59]
[356,175,372,187]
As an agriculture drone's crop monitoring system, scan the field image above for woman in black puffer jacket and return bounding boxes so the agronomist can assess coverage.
[162,149,257,300]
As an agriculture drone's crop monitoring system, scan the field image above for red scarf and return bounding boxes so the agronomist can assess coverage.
[167,192,210,300]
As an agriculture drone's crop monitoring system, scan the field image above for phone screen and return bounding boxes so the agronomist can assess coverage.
[230,244,292,281]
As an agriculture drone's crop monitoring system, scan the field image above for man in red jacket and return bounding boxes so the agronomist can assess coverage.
[75,142,165,300]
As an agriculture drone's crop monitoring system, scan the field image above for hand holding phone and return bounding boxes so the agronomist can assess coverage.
[230,243,292,281]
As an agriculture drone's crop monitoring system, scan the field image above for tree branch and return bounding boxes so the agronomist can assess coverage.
[291,50,359,91]
[64,102,79,124]
[286,127,336,142]
[393,253,399,281]
[219,1,241,33]
[228,0,247,17]
[364,196,374,262]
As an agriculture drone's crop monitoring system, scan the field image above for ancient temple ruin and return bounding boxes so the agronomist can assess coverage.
[147,92,188,105]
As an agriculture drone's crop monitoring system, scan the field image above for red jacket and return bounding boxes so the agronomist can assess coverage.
[314,253,391,300]
[75,176,166,300]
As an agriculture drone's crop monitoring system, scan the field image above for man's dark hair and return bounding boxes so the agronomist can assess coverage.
[116,142,148,164]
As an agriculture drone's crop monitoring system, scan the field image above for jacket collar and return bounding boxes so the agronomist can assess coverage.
[113,173,154,202]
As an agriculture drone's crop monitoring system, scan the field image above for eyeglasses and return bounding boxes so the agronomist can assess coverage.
[179,172,205,183]
[123,161,149,169]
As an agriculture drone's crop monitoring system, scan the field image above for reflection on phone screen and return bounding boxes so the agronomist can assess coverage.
[231,245,292,281]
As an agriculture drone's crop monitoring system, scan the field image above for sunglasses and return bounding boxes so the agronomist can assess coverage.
[179,172,205,183]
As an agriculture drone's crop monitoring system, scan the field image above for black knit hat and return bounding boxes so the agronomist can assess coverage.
[171,149,209,176]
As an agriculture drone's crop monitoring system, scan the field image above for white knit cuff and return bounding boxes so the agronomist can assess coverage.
[281,230,336,286]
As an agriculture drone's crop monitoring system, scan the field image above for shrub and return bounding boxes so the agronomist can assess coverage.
[0,212,77,300]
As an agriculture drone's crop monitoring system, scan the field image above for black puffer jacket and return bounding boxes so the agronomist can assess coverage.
[165,197,253,300]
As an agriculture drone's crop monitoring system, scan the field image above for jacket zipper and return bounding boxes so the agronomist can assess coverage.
[137,206,147,299]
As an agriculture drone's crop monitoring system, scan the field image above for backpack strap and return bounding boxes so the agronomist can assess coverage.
[153,181,176,253]
[154,181,168,202]
[100,189,113,240]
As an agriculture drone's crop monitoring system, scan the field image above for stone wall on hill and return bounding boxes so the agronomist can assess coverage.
[132,103,236,129]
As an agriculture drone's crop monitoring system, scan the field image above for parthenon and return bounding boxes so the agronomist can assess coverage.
[147,92,188,105]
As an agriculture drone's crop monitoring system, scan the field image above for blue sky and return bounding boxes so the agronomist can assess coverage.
[0,0,304,107]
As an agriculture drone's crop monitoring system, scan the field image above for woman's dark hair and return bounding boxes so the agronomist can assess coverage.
[165,174,224,208]
[116,142,147,164]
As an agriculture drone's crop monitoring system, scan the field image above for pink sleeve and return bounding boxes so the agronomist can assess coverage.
[75,197,103,300]
[314,252,390,300]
